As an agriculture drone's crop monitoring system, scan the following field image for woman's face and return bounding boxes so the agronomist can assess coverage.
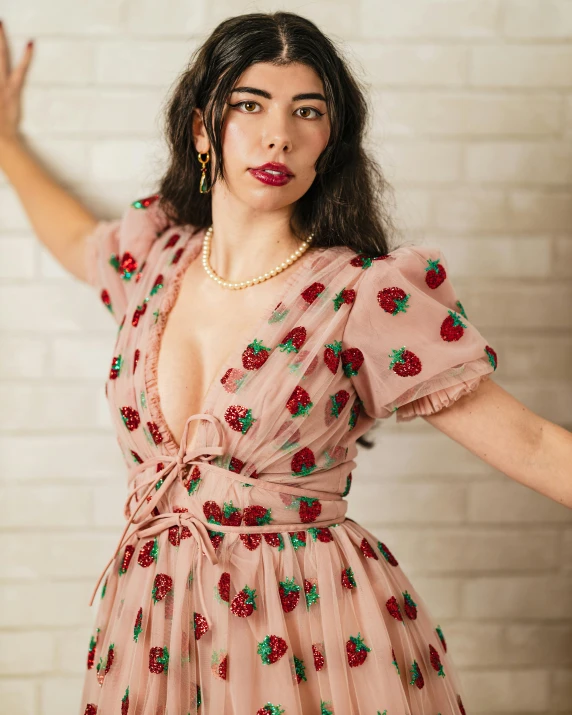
[205,62,331,212]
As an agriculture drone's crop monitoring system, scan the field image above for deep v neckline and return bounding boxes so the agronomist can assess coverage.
[144,227,321,456]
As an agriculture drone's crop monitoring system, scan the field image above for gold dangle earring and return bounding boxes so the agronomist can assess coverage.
[198,151,211,194]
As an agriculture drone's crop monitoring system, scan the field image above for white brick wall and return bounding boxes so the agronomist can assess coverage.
[0,1,571,713]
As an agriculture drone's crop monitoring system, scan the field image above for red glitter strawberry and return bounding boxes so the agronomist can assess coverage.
[119,544,135,575]
[133,349,140,373]
[350,253,389,268]
[120,406,140,431]
[224,404,256,434]
[239,533,262,550]
[286,385,313,417]
[133,607,143,642]
[100,288,112,313]
[440,311,467,341]
[87,628,100,669]
[424,256,446,288]
[341,346,364,377]
[121,686,129,715]
[341,566,357,589]
[378,286,410,315]
[149,274,164,296]
[131,193,159,209]
[485,344,498,370]
[84,705,97,715]
[328,389,350,419]
[349,399,362,430]
[388,346,422,377]
[163,232,180,250]
[323,340,342,373]
[109,355,122,380]
[309,526,334,543]
[147,421,163,445]
[183,465,202,496]
[242,339,272,370]
[131,300,148,327]
[203,500,223,525]
[391,647,400,674]
[217,572,231,603]
[301,281,325,304]
[290,349,319,378]
[304,578,320,609]
[148,645,169,674]
[429,643,446,676]
[312,642,326,670]
[457,694,466,715]
[278,577,301,612]
[208,527,225,550]
[211,649,228,680]
[231,585,258,617]
[298,496,322,523]
[386,595,403,622]
[221,500,243,526]
[278,326,307,353]
[291,446,317,477]
[436,625,447,652]
[403,590,418,620]
[257,634,288,664]
[263,532,285,549]
[193,612,209,640]
[346,632,371,667]
[171,246,184,264]
[257,704,285,715]
[359,537,379,560]
[333,287,356,311]
[409,659,424,688]
[138,538,158,567]
[110,251,138,280]
[96,643,115,682]
[292,654,307,683]
[243,504,272,526]
[221,366,247,392]
[289,531,307,549]
[378,541,399,566]
[152,573,173,604]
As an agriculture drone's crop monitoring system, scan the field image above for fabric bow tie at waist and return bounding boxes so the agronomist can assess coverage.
[89,412,347,621]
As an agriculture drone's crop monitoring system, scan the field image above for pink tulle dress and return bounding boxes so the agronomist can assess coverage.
[79,194,498,715]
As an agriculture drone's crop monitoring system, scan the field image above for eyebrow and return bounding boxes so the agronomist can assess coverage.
[230,86,327,102]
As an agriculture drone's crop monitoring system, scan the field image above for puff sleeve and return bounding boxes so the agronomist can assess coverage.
[342,244,498,422]
[84,194,173,325]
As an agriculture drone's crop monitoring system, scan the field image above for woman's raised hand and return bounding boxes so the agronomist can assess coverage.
[0,20,34,145]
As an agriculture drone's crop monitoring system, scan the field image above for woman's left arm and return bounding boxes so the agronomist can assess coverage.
[421,377,572,509]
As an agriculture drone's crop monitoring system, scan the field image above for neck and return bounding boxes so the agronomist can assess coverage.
[208,188,309,283]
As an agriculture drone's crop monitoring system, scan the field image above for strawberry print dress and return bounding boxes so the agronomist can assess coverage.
[79,194,498,715]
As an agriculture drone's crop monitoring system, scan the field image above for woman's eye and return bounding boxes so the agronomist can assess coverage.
[231,101,323,119]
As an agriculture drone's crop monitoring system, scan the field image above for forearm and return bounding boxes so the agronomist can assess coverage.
[0,135,98,263]
[528,419,572,509]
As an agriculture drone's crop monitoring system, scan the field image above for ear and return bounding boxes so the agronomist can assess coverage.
[192,107,209,153]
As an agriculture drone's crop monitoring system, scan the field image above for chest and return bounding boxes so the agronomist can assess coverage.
[155,261,293,450]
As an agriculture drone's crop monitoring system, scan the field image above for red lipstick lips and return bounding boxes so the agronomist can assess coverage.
[249,162,294,186]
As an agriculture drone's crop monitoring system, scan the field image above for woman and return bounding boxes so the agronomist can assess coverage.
[1,11,571,715]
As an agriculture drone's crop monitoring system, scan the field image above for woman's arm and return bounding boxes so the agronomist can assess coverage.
[422,377,572,509]
[0,24,98,284]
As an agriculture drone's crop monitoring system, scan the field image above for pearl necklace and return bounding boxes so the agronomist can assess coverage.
[201,224,315,290]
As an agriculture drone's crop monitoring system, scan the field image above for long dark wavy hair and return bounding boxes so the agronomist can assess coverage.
[155,11,398,449]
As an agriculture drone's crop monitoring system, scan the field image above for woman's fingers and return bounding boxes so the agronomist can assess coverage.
[0,22,34,90]
[10,41,34,91]
[0,21,11,83]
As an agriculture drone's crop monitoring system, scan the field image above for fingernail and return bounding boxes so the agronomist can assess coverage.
[27,40,33,48]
